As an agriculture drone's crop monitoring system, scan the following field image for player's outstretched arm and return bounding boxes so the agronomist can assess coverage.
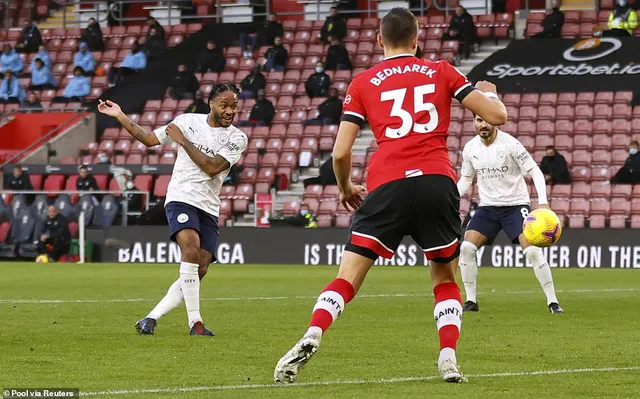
[97,100,160,147]
[460,81,508,126]
[165,124,231,177]
[528,166,550,209]
[333,121,366,211]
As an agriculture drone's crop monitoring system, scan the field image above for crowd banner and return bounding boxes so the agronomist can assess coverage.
[467,37,640,93]
[96,227,640,268]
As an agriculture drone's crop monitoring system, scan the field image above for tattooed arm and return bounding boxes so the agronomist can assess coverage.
[98,100,160,147]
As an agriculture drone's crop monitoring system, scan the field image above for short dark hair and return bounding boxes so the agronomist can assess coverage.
[631,141,639,147]
[545,145,555,151]
[79,165,88,171]
[380,8,417,48]
[208,83,240,102]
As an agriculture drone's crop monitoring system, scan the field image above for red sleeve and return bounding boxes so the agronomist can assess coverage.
[340,77,366,127]
[441,61,475,102]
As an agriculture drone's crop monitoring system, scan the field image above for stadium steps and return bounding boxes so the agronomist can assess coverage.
[560,0,597,10]
[457,40,510,75]
[39,5,77,28]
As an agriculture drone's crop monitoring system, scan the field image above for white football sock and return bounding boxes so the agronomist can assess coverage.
[459,241,479,303]
[524,246,559,305]
[146,278,183,321]
[179,261,202,328]
[438,347,457,367]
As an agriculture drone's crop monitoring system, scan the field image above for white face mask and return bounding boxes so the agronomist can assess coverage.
[630,148,638,155]
[99,155,108,163]
[315,66,324,73]
[300,209,309,216]
[619,0,627,6]
[126,181,135,189]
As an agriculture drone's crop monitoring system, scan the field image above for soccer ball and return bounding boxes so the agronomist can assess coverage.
[35,254,50,263]
[523,208,563,247]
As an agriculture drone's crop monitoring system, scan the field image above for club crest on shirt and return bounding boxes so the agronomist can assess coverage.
[344,94,352,104]
[218,134,230,145]
[497,151,506,161]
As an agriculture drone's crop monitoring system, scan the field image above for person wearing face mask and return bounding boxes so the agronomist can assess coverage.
[604,0,638,37]
[185,90,211,114]
[195,40,226,73]
[293,203,318,228]
[533,0,565,39]
[96,152,111,164]
[264,36,288,72]
[302,87,342,126]
[539,146,571,185]
[305,62,331,98]
[611,141,640,184]
[239,89,275,127]
[121,177,143,213]
[240,64,266,99]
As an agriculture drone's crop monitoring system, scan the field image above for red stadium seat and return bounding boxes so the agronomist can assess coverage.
[576,92,595,105]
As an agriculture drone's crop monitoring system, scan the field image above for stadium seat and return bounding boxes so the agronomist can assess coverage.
[153,175,171,198]
[588,214,606,228]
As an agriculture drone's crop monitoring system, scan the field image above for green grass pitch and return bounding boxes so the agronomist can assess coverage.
[1,263,640,398]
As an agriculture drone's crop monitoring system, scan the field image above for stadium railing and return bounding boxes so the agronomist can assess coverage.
[54,0,499,28]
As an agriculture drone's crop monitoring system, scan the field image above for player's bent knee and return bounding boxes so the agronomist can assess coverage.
[460,241,478,262]
[180,245,200,264]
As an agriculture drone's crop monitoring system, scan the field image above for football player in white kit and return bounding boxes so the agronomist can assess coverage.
[456,111,564,314]
[98,83,248,335]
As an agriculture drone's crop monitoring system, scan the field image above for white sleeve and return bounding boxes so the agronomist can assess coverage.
[153,125,173,145]
[529,166,548,205]
[511,139,537,174]
[460,145,476,179]
[217,129,248,166]
[457,175,473,197]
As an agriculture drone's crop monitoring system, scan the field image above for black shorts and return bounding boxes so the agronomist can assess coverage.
[466,205,530,245]
[347,175,462,263]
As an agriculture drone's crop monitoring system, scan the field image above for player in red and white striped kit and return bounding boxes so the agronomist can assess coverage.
[274,8,508,383]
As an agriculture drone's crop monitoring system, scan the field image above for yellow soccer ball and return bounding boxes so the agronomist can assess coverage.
[523,208,563,248]
[35,254,50,263]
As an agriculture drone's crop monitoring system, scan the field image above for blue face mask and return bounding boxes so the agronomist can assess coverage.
[619,0,627,6]
[630,148,638,155]
[300,209,309,216]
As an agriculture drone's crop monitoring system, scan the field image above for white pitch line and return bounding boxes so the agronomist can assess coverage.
[81,366,640,396]
[0,287,638,305]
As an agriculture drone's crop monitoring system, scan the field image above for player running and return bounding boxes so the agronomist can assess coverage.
[97,83,248,336]
[457,114,564,314]
[274,8,507,383]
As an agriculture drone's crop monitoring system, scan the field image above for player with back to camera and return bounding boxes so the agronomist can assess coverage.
[457,114,564,314]
[274,8,508,383]
[97,83,248,336]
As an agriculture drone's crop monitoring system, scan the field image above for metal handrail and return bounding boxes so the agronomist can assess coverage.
[0,110,89,168]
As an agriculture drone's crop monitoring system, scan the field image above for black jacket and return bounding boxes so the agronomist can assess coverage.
[169,71,199,95]
[9,173,32,190]
[325,44,352,70]
[240,72,266,93]
[80,23,105,51]
[449,11,477,38]
[44,214,71,243]
[143,34,166,59]
[76,176,99,191]
[185,100,210,114]
[318,96,343,124]
[539,154,571,184]
[320,15,347,42]
[541,8,565,37]
[195,48,226,73]
[249,99,276,125]
[258,21,284,46]
[265,45,288,67]
[18,25,42,53]
[146,22,165,41]
[305,72,331,98]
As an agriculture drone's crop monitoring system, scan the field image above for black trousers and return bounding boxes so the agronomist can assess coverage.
[38,237,70,261]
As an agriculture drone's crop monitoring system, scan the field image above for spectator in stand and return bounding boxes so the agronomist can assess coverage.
[240,64,266,99]
[0,70,26,104]
[80,18,105,51]
[443,5,477,60]
[15,21,42,54]
[303,156,337,187]
[239,89,275,127]
[320,7,347,44]
[264,36,288,72]
[302,87,342,126]
[9,166,32,191]
[122,176,143,213]
[53,66,90,103]
[29,58,57,90]
[77,165,99,191]
[167,63,199,100]
[611,141,640,184]
[38,205,71,261]
[32,45,51,69]
[305,61,331,98]
[0,44,24,77]
[74,42,95,76]
[325,37,352,70]
[533,0,565,38]
[604,0,638,37]
[195,40,225,73]
[22,91,42,110]
[297,203,318,228]
[185,90,210,114]
[108,42,147,86]
[143,27,166,60]
[97,152,111,164]
[145,16,165,40]
[539,146,571,184]
[240,13,284,58]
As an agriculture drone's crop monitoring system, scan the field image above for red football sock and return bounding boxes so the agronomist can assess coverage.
[309,278,355,333]
[433,282,462,350]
